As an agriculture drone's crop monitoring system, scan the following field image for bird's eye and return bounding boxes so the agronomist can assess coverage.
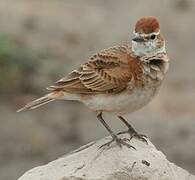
[150,35,156,40]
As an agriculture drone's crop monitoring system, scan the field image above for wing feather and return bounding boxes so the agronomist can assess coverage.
[47,45,133,94]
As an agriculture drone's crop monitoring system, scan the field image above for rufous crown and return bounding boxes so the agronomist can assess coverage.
[135,16,160,34]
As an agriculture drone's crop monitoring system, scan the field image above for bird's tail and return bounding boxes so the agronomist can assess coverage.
[17,92,61,112]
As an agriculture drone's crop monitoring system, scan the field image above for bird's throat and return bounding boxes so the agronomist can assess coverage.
[132,41,166,57]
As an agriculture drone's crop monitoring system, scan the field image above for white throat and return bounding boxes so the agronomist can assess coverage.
[132,40,166,57]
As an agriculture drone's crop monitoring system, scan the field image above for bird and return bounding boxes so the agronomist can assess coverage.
[17,16,170,149]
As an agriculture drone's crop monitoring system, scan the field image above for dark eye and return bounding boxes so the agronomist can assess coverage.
[151,35,156,40]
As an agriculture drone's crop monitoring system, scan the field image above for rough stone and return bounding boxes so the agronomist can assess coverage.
[18,133,195,180]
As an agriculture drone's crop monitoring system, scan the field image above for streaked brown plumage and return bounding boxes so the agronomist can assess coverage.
[17,17,170,149]
[48,45,140,94]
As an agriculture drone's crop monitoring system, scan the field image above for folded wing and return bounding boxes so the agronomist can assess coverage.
[48,46,133,94]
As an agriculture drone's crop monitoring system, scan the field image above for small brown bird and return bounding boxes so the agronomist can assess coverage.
[17,16,169,149]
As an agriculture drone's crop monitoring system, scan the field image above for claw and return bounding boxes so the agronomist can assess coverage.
[117,130,148,144]
[99,136,136,150]
[117,131,128,135]
[129,132,148,144]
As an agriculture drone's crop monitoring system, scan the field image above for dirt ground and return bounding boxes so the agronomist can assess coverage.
[0,0,195,179]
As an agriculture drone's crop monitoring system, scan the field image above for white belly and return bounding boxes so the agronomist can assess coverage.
[81,88,158,115]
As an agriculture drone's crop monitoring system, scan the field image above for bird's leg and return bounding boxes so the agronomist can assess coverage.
[117,116,148,144]
[96,112,135,149]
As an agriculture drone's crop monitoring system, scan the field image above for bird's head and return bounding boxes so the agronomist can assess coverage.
[132,17,165,57]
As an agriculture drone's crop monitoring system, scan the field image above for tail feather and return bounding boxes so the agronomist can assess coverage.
[17,93,56,112]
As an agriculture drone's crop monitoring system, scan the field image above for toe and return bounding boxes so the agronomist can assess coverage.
[130,133,148,144]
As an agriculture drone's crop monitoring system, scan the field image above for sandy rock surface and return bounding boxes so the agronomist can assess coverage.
[18,133,195,180]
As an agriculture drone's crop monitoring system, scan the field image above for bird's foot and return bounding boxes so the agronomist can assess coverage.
[130,131,148,144]
[99,135,136,150]
[118,130,148,144]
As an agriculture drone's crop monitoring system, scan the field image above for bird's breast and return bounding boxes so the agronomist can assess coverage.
[81,86,160,115]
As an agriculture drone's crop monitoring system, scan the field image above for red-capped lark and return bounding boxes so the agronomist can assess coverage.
[17,17,169,149]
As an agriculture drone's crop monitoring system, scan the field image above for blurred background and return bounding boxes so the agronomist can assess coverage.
[0,0,195,179]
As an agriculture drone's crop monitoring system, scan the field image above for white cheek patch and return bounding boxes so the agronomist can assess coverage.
[132,41,144,55]
[132,40,157,56]
[132,31,159,56]
[145,41,156,51]
[132,30,166,57]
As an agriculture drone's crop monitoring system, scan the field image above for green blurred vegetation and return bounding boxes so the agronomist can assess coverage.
[0,35,67,103]
[0,36,40,99]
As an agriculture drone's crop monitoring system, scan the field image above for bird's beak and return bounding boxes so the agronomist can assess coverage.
[132,36,145,42]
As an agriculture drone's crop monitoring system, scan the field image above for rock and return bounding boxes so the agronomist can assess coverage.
[18,133,195,180]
